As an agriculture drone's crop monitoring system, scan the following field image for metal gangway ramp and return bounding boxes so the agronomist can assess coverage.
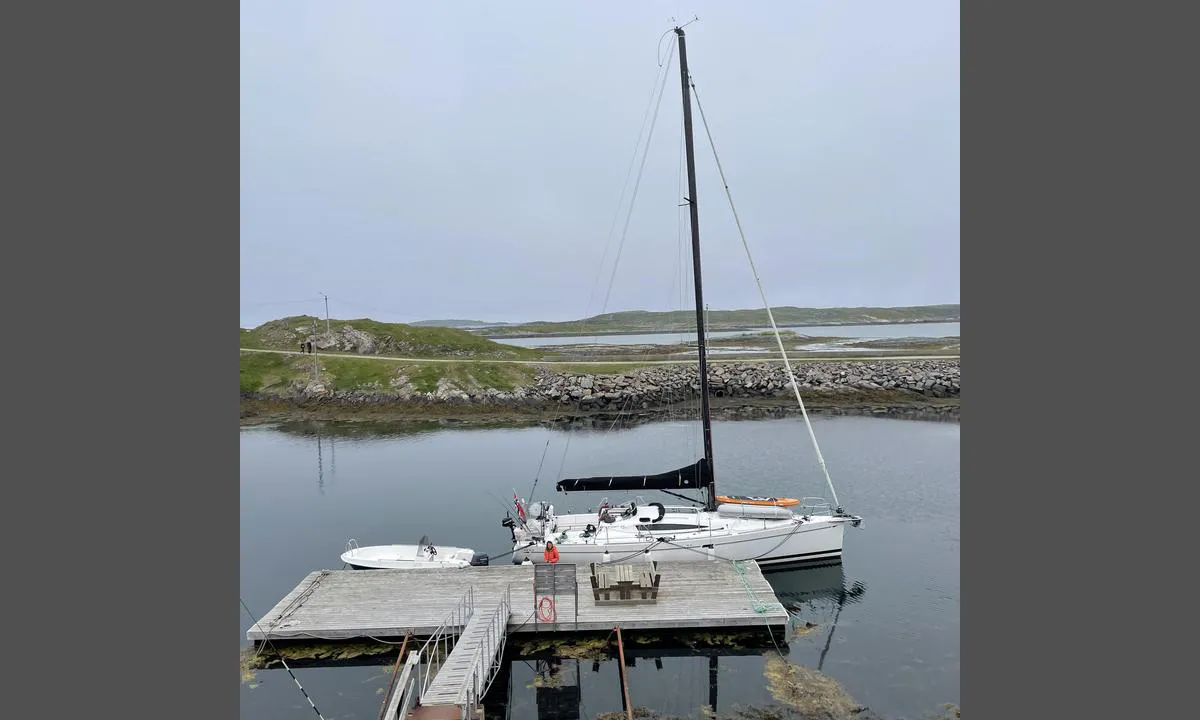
[383,585,512,720]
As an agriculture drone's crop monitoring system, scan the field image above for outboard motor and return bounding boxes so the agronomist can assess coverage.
[469,553,489,566]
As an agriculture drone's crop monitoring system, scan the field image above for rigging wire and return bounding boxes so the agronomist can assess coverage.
[598,37,677,318]
[548,39,678,500]
[527,437,551,503]
[688,78,843,512]
[585,50,667,321]
[671,96,693,458]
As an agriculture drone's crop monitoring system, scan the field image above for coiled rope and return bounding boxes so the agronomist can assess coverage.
[731,560,775,615]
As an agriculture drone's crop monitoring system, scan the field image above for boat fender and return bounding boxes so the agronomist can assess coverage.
[716,503,793,520]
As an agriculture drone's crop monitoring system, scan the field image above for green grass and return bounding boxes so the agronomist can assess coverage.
[240,351,299,394]
[240,315,542,360]
[405,362,536,393]
[239,352,537,395]
[321,357,408,391]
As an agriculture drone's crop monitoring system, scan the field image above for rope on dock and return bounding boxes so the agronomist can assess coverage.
[251,570,331,662]
[649,539,791,660]
[729,561,789,661]
[731,560,774,614]
[271,570,330,627]
[241,596,328,720]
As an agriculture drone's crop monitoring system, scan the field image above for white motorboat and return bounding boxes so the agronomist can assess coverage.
[500,26,862,568]
[340,536,489,570]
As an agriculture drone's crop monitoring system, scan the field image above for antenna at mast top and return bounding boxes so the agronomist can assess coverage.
[672,15,700,32]
[671,15,700,32]
[659,16,697,64]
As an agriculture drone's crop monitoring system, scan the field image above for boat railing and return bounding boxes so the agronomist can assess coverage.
[416,585,475,699]
[345,538,360,552]
[798,497,834,516]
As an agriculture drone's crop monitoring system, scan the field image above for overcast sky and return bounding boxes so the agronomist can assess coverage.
[240,1,959,328]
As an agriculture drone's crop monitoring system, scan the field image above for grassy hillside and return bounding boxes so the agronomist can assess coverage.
[239,351,537,395]
[240,315,541,359]
[477,304,959,337]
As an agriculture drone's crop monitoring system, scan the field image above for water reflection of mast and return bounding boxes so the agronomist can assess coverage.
[328,433,335,487]
[316,431,324,495]
[817,579,866,671]
[709,655,718,714]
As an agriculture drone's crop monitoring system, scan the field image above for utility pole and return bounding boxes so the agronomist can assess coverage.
[311,319,320,384]
[320,292,330,336]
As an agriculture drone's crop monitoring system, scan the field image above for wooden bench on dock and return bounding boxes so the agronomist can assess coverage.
[590,561,661,604]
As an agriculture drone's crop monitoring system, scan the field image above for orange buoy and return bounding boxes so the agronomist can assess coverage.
[716,495,801,507]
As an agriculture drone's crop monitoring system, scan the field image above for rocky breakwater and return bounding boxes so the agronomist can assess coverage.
[535,359,959,409]
[264,359,959,413]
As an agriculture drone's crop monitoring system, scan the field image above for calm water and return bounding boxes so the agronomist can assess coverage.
[491,322,961,348]
[240,415,959,719]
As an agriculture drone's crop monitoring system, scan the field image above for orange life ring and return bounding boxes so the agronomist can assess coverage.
[716,495,801,507]
[537,596,556,622]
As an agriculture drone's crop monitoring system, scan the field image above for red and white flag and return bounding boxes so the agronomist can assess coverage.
[513,491,526,521]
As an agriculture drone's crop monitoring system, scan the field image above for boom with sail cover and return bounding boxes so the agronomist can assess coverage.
[555,458,712,493]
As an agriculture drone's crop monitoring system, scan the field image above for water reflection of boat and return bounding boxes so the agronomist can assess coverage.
[766,565,867,671]
[767,565,854,606]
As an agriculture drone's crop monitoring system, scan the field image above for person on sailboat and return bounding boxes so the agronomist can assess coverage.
[543,541,560,564]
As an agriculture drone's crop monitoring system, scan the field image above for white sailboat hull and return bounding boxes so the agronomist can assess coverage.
[510,505,855,569]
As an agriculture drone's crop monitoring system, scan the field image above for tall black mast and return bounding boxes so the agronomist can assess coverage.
[675,27,716,511]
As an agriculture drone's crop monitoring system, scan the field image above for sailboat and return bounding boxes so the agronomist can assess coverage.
[501,25,862,570]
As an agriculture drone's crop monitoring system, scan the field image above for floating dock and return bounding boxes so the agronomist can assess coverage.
[248,560,787,720]
[248,560,786,643]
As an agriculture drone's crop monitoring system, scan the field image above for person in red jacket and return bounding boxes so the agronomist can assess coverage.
[543,541,560,564]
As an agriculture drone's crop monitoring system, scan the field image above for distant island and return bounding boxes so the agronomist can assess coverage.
[411,304,960,338]
[409,319,512,329]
